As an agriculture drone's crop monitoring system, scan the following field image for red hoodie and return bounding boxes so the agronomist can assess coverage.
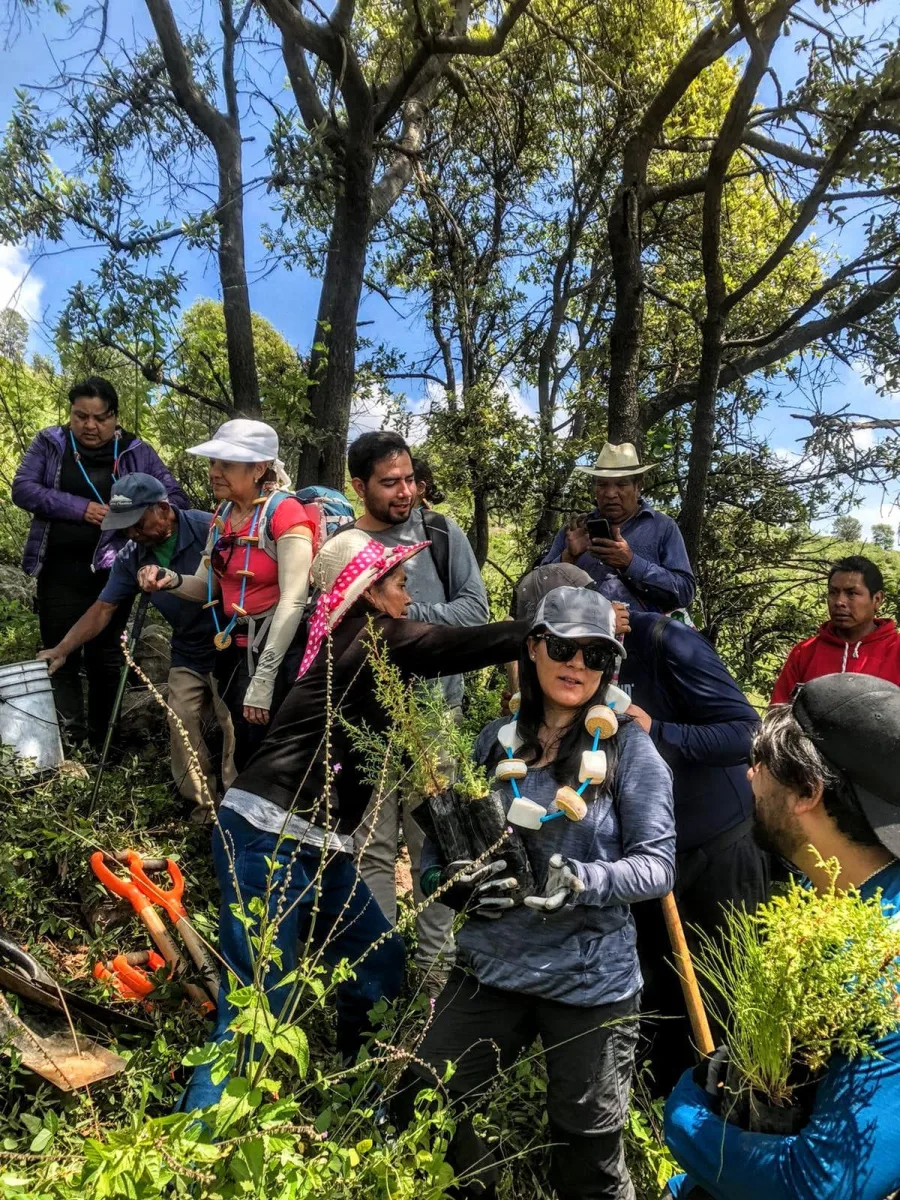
[771,618,900,704]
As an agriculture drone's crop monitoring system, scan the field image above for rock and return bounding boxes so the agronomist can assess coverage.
[57,759,90,781]
[0,565,34,608]
[120,686,168,745]
[133,623,171,687]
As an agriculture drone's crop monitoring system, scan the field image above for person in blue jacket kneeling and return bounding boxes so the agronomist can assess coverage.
[395,588,676,1200]
[664,672,900,1200]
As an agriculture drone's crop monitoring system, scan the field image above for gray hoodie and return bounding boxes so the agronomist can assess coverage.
[365,507,489,706]
[423,717,676,1007]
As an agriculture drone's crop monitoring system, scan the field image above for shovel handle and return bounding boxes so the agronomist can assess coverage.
[138,907,212,1013]
[660,891,715,1058]
[175,919,221,1001]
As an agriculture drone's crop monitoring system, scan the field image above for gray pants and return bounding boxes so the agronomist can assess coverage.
[354,787,455,969]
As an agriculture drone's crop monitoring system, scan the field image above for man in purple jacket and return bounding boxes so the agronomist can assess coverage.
[12,376,189,749]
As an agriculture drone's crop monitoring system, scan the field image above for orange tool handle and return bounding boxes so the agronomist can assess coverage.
[91,852,212,1014]
[661,891,716,1058]
[90,851,150,914]
[112,952,167,998]
[93,961,144,1002]
[125,851,219,1003]
[125,850,187,923]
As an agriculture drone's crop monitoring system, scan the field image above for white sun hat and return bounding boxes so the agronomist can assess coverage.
[187,419,280,463]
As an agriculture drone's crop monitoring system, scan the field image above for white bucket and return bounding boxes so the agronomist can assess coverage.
[0,660,64,770]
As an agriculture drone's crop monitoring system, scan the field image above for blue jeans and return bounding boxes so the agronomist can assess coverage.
[180,806,405,1111]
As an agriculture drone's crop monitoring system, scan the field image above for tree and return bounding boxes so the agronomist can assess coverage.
[871,523,895,552]
[833,516,862,543]
[604,1,900,562]
[0,0,262,415]
[258,0,534,487]
[0,309,27,362]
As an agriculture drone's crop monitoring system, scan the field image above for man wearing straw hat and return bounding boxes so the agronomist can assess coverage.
[543,442,695,613]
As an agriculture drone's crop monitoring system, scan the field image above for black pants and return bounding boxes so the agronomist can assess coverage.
[395,968,639,1200]
[633,826,771,1095]
[37,561,132,750]
[213,636,291,774]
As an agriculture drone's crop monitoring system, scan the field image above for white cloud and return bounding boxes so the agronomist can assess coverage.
[0,245,43,321]
[852,426,875,452]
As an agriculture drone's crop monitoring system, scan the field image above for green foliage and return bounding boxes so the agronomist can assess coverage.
[871,523,895,552]
[343,621,491,802]
[694,856,900,1106]
[0,597,39,662]
[832,516,863,543]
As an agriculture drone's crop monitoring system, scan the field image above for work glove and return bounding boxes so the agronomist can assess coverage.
[436,859,518,919]
[524,853,585,913]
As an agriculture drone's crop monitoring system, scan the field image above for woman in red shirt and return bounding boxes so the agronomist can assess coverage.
[138,419,318,770]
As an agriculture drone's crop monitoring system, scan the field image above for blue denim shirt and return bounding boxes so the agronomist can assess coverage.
[542,499,695,612]
[99,509,216,674]
[422,718,675,1007]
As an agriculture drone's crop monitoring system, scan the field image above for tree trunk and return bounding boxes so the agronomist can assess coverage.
[216,142,261,416]
[297,135,374,488]
[678,315,723,564]
[606,183,644,445]
[470,479,490,568]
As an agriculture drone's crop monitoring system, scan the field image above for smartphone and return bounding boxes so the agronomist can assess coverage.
[586,517,612,542]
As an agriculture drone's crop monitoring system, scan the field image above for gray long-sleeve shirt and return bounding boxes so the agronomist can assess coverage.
[366,507,489,706]
[422,717,676,1006]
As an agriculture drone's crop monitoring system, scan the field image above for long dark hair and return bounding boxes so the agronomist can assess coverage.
[497,632,620,786]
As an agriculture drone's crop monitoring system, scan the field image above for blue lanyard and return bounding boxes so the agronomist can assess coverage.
[205,497,265,650]
[69,429,119,505]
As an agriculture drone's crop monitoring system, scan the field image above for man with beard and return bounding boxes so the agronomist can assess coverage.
[347,431,489,987]
[664,672,900,1200]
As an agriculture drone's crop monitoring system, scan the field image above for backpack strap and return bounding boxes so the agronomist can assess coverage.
[652,613,672,654]
[421,509,451,600]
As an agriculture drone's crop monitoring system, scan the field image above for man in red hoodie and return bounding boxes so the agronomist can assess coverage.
[771,555,900,703]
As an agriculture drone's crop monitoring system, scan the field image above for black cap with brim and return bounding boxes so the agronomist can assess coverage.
[101,503,152,531]
[792,673,900,857]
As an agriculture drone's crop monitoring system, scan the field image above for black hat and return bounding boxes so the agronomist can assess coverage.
[514,564,594,625]
[793,673,900,857]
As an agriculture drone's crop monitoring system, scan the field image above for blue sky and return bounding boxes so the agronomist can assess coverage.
[0,1,897,534]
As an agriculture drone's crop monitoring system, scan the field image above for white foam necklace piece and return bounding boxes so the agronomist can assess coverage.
[506,796,546,831]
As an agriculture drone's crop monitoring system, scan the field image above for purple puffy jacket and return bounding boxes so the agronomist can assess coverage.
[12,425,191,576]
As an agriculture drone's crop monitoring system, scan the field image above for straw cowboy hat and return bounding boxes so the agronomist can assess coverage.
[297,529,429,679]
[576,442,656,479]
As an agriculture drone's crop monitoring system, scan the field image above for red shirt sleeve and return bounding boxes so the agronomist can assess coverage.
[269,497,319,550]
[771,645,802,705]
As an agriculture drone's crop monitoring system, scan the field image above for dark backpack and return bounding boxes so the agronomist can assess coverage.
[420,509,451,599]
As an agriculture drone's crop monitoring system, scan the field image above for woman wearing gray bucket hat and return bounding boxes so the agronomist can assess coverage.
[397,586,676,1200]
[137,419,319,769]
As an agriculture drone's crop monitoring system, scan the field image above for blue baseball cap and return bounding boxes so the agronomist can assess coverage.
[101,473,169,530]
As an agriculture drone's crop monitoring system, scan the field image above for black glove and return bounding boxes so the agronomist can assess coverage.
[439,859,518,919]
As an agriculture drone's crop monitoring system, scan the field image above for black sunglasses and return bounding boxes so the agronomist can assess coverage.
[535,634,614,672]
[210,532,240,578]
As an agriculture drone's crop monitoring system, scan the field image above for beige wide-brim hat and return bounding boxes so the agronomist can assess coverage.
[576,442,656,479]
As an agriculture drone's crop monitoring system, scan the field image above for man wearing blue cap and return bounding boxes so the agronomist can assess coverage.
[37,474,234,815]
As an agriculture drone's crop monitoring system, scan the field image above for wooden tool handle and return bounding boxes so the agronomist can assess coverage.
[660,891,716,1058]
[139,908,211,1011]
[176,919,221,1001]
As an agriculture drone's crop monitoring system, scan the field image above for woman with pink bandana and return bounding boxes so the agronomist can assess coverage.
[180,528,527,1111]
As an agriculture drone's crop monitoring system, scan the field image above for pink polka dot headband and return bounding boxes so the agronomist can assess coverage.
[297,538,431,679]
